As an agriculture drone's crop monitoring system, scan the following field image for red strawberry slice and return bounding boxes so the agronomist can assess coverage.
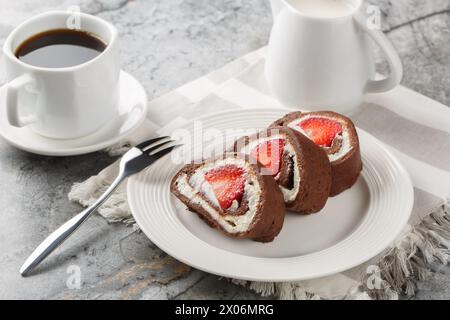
[298,117,342,147]
[250,139,285,176]
[204,165,246,210]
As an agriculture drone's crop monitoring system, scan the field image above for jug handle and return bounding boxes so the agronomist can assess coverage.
[354,13,403,93]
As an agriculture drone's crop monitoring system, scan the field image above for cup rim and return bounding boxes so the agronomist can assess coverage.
[3,10,118,72]
[281,0,362,20]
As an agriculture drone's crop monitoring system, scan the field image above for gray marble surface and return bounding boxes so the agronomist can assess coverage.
[0,0,449,300]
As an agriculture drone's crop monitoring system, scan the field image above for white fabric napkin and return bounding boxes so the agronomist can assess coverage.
[69,47,450,300]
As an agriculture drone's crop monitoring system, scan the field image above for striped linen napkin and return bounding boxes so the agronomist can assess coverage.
[69,47,450,300]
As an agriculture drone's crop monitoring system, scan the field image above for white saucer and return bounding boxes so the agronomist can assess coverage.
[0,71,147,156]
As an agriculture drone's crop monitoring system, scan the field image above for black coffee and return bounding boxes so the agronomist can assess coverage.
[15,29,107,68]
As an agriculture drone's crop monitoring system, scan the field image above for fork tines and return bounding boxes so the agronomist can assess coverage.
[135,136,171,150]
[136,136,181,156]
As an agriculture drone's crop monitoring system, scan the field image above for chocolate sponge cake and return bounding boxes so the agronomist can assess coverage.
[234,127,332,214]
[170,153,285,243]
[270,111,363,196]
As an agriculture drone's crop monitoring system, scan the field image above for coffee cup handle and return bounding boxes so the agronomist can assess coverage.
[5,73,38,128]
[354,13,403,94]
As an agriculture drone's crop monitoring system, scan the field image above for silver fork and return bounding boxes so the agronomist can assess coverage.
[20,136,180,276]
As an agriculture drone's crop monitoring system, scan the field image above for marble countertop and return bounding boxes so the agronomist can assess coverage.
[0,0,449,299]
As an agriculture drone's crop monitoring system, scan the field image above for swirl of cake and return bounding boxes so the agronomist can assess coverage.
[233,127,332,214]
[170,153,285,243]
[270,111,363,196]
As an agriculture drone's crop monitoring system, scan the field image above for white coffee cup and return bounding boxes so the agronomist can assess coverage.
[2,11,120,139]
[266,0,403,114]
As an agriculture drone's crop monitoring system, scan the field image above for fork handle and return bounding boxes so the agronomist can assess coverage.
[20,173,126,276]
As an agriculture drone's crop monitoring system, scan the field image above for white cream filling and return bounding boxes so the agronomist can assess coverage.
[238,135,301,203]
[287,115,353,162]
[175,158,261,234]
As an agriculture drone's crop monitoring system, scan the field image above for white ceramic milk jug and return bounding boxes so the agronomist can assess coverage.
[266,0,403,113]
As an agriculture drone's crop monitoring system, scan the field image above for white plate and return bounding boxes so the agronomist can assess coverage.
[0,71,147,156]
[128,108,414,282]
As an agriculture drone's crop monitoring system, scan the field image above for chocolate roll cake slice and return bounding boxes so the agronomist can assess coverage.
[234,127,332,214]
[270,111,363,196]
[170,153,285,243]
